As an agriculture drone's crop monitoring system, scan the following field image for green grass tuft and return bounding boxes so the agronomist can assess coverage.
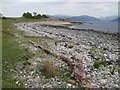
[42,60,57,78]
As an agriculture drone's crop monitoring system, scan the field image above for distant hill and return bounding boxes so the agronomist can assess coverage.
[100,15,117,21]
[48,15,71,19]
[49,15,120,22]
[49,15,102,21]
[112,17,120,22]
[69,15,101,21]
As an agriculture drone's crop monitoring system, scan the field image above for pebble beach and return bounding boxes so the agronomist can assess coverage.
[15,21,119,89]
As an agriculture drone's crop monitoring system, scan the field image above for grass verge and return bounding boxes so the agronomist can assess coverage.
[2,18,49,88]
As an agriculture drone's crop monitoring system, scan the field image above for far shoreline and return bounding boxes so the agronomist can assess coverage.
[39,23,119,36]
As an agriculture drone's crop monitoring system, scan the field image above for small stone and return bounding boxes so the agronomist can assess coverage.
[67,80,76,85]
[16,81,19,84]
[31,71,34,75]
[67,83,72,87]
[58,82,61,85]
[25,83,27,86]
[103,54,107,57]
[16,64,24,70]
[100,79,106,84]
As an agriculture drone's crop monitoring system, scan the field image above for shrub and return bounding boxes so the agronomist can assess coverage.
[2,17,7,19]
[23,61,31,66]
[41,14,48,18]
[36,14,41,19]
[93,60,105,69]
[91,47,96,53]
[22,12,32,19]
[68,44,74,49]
[42,60,57,78]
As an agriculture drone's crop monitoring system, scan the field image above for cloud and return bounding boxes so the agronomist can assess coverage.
[1,2,118,17]
[1,0,120,2]
[49,2,118,17]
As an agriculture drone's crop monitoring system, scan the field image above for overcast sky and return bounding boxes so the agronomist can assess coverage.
[1,0,119,18]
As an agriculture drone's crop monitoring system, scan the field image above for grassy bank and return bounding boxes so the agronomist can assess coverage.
[2,18,51,88]
[0,33,2,89]
[2,17,76,88]
[0,19,2,89]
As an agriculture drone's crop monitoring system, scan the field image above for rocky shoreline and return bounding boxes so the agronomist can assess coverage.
[15,21,119,89]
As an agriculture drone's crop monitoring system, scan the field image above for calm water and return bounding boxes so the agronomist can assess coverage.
[69,21,118,32]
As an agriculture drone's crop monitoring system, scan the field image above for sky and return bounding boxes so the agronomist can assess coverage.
[1,0,119,18]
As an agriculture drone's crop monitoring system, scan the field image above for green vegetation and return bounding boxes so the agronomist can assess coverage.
[1,17,73,88]
[2,18,35,88]
[36,14,41,19]
[2,17,52,88]
[41,14,48,18]
[91,46,106,54]
[90,46,97,53]
[68,44,74,49]
[22,60,31,66]
[22,12,32,19]
[0,37,1,89]
[90,46,108,69]
[93,60,105,69]
[25,35,54,49]
[36,60,72,81]
[22,12,48,19]
[58,66,72,81]
[42,60,58,78]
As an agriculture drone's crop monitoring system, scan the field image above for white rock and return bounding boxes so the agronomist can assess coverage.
[104,54,107,57]
[67,83,72,87]
[16,81,19,84]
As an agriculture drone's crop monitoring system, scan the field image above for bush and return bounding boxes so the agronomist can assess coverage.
[2,17,7,19]
[68,44,74,49]
[36,14,41,19]
[93,60,105,69]
[22,12,48,19]
[42,60,57,78]
[23,61,31,66]
[42,14,48,18]
[22,12,32,19]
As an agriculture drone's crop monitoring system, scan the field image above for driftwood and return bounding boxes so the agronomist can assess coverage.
[29,40,92,88]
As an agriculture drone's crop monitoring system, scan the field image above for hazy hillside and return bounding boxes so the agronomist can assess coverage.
[70,15,101,21]
[112,17,120,22]
[100,16,117,21]
[48,15,71,19]
[49,15,120,22]
[49,15,102,21]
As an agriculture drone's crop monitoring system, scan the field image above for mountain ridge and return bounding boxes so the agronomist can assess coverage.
[100,15,117,21]
[111,17,120,22]
[49,15,119,22]
[70,15,101,21]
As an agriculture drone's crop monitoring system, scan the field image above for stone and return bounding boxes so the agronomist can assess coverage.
[67,80,76,85]
[16,81,19,84]
[67,83,72,87]
[16,64,24,70]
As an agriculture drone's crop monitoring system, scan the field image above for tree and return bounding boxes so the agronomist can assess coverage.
[22,13,26,17]
[22,12,49,19]
[36,14,41,19]
[22,12,32,19]
[33,12,37,16]
[42,14,48,18]
[0,13,7,19]
[33,12,37,19]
